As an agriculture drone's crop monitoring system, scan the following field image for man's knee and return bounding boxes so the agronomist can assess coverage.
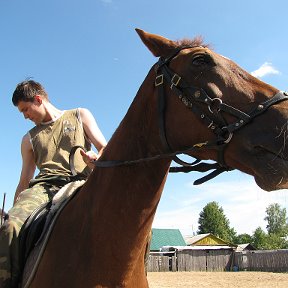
[1,219,22,241]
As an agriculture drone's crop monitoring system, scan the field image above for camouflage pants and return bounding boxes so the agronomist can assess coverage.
[0,183,59,288]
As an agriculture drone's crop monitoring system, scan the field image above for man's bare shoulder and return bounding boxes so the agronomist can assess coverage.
[78,107,92,117]
[21,133,33,151]
[22,132,30,142]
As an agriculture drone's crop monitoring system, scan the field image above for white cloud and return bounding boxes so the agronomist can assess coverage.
[251,62,280,78]
[153,178,288,237]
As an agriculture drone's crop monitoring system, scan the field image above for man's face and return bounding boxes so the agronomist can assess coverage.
[17,97,44,125]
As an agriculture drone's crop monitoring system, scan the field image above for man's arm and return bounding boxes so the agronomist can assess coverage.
[79,108,107,151]
[79,108,107,167]
[14,134,36,204]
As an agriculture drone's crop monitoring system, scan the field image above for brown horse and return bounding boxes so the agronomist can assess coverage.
[23,29,288,287]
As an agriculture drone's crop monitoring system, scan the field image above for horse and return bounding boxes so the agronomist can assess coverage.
[22,29,288,287]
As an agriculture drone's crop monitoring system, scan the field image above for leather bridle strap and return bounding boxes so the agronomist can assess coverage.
[156,54,288,164]
[225,91,288,134]
[156,63,198,166]
[69,142,226,170]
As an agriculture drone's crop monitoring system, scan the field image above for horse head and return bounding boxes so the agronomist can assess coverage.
[136,29,288,192]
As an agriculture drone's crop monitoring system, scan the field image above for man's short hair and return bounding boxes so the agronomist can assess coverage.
[12,80,49,106]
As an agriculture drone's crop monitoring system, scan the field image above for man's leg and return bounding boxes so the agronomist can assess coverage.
[0,184,53,288]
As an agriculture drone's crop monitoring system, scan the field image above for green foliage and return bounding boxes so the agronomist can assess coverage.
[251,227,267,249]
[251,204,288,250]
[198,201,236,242]
[251,227,288,250]
[263,233,288,250]
[233,233,253,245]
[264,203,288,236]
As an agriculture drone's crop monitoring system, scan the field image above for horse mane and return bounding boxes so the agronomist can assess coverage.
[175,36,211,49]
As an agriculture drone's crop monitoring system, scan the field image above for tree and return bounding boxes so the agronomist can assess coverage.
[252,204,288,250]
[252,227,267,249]
[233,233,253,245]
[264,203,288,237]
[198,201,236,242]
[252,227,288,250]
[264,233,288,250]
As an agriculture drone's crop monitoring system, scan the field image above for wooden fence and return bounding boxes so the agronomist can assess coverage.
[233,250,288,272]
[147,249,288,272]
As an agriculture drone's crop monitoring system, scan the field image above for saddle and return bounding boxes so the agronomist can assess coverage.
[19,201,51,268]
[18,180,85,287]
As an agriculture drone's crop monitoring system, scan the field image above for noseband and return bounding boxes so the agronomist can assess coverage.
[70,47,288,185]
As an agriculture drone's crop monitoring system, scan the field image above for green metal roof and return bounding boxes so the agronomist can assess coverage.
[150,228,186,251]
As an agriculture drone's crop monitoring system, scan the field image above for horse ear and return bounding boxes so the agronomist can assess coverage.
[135,28,177,58]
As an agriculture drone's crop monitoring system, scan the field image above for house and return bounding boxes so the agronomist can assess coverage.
[150,228,186,251]
[148,231,238,271]
[185,233,236,250]
[235,243,256,251]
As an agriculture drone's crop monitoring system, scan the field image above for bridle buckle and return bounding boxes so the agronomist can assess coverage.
[155,74,164,86]
[170,74,181,89]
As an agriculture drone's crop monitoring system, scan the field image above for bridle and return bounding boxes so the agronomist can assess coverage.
[70,47,288,185]
[154,46,288,183]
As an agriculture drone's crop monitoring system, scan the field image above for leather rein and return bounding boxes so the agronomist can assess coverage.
[70,47,288,185]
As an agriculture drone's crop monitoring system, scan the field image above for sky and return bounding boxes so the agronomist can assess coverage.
[1,0,288,237]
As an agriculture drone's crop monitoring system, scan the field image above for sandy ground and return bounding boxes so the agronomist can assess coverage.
[147,272,288,288]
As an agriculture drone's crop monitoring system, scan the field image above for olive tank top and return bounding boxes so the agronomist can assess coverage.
[28,109,92,180]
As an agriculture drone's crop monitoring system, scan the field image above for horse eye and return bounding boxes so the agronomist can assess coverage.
[192,55,208,66]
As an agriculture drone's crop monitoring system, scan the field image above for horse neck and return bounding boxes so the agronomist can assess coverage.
[96,69,171,212]
[78,71,171,278]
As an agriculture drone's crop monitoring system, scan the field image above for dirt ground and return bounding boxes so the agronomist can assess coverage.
[147,272,288,288]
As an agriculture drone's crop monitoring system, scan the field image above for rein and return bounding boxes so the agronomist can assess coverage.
[70,47,288,185]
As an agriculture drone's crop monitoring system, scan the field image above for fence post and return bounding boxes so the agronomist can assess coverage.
[1,193,6,226]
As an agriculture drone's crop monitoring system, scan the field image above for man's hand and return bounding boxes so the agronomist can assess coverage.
[80,149,98,169]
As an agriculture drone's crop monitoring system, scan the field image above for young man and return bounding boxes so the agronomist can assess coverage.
[0,80,107,288]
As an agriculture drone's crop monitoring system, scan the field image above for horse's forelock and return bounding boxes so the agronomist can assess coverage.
[175,36,210,49]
